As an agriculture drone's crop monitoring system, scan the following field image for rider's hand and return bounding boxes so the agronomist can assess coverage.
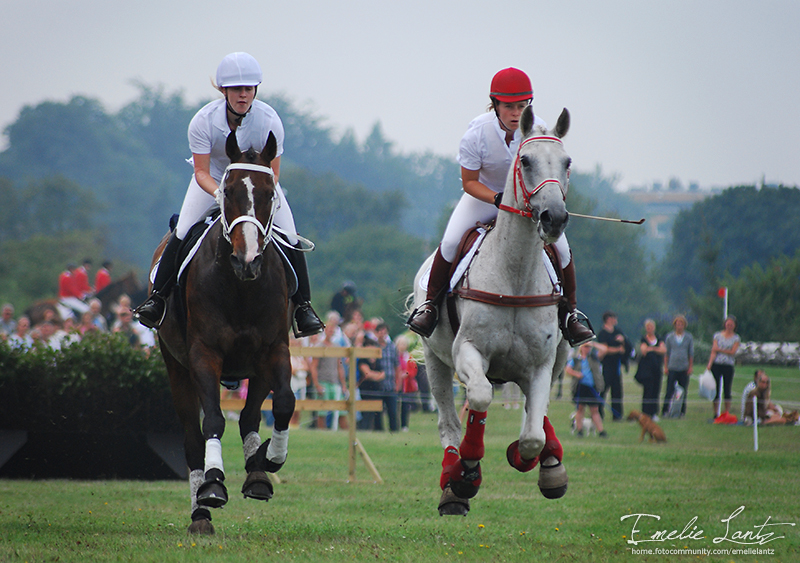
[494,192,503,208]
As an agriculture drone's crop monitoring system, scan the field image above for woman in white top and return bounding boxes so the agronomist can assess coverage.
[406,68,593,346]
[135,53,323,337]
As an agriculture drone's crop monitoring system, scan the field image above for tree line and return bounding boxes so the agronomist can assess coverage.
[1,85,798,339]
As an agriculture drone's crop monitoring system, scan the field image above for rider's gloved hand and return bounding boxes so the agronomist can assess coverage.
[494,192,503,208]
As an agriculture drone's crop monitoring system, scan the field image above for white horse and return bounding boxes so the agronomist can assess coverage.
[412,106,573,515]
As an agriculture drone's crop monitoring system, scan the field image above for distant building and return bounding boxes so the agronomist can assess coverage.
[625,189,714,239]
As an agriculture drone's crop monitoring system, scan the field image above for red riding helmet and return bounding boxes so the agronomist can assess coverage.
[490,68,533,103]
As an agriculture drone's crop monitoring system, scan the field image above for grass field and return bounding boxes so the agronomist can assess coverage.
[1,365,799,562]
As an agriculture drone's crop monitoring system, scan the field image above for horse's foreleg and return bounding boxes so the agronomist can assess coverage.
[518,369,552,460]
[441,341,491,502]
[190,350,229,510]
[240,345,293,502]
[424,351,470,516]
[515,368,568,499]
[453,342,491,460]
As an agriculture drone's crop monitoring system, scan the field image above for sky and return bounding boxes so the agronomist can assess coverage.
[2,0,799,191]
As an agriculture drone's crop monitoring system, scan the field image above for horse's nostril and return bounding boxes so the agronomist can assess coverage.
[540,210,551,226]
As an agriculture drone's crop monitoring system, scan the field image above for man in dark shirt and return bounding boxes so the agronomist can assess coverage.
[596,311,627,420]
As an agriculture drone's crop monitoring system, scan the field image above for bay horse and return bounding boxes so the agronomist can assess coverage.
[154,131,293,534]
[411,106,573,515]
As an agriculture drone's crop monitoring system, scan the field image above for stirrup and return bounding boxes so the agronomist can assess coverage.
[563,309,595,347]
[133,293,167,329]
[293,302,324,338]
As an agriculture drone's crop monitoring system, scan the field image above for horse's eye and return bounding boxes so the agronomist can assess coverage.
[520,155,531,168]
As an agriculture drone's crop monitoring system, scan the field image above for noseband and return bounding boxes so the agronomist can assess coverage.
[497,135,569,221]
[216,163,277,251]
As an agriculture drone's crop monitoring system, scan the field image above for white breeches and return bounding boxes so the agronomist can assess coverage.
[440,192,571,266]
[174,176,298,245]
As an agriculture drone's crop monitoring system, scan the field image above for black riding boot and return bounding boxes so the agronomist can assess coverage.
[285,245,324,338]
[406,246,452,338]
[134,234,181,329]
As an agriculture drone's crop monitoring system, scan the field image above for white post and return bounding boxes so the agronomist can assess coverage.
[716,376,723,419]
[753,395,759,452]
[723,288,729,320]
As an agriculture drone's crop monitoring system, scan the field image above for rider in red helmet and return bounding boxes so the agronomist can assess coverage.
[134,52,324,337]
[406,68,594,346]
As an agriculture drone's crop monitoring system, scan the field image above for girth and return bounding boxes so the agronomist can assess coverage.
[446,242,566,335]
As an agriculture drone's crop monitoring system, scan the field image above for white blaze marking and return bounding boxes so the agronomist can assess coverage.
[240,176,260,264]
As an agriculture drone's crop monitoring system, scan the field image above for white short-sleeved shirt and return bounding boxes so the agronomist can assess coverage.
[188,98,285,183]
[457,112,547,193]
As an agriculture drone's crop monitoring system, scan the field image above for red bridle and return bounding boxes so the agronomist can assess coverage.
[497,135,569,219]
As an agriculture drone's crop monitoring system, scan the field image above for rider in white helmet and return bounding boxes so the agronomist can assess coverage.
[134,52,324,337]
[406,68,594,346]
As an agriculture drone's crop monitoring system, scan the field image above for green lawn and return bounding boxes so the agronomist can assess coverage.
[1,365,798,562]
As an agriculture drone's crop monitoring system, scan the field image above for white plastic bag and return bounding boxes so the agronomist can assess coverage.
[698,369,716,401]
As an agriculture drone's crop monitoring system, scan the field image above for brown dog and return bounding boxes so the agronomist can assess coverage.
[627,410,667,443]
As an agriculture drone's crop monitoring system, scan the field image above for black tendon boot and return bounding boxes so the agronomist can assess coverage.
[286,245,324,338]
[134,234,181,329]
[406,247,453,338]
[559,258,595,347]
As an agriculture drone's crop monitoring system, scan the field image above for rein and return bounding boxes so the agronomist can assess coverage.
[216,163,277,251]
[497,135,568,220]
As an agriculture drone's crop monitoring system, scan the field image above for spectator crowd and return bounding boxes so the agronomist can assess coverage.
[1,259,155,353]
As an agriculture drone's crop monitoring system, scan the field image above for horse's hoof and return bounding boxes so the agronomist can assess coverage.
[448,461,481,499]
[196,479,229,508]
[506,440,539,473]
[188,518,215,535]
[242,470,274,501]
[438,484,470,516]
[538,460,568,499]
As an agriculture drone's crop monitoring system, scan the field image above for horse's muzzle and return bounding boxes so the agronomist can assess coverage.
[230,253,263,281]
[538,209,569,242]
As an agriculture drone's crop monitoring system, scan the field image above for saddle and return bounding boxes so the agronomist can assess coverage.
[443,221,566,335]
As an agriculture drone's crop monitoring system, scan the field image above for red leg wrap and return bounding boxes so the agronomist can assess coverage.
[540,416,563,462]
[440,446,460,490]
[459,410,487,461]
[506,440,539,472]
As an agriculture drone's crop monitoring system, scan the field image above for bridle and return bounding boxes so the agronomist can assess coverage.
[216,163,277,251]
[496,135,569,220]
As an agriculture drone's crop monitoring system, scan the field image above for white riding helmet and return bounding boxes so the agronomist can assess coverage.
[216,52,263,88]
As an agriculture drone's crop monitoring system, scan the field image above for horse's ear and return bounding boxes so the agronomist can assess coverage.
[226,132,242,162]
[554,108,570,139]
[520,105,535,137]
[261,132,278,166]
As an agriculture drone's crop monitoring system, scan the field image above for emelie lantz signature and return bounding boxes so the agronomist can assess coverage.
[621,506,796,546]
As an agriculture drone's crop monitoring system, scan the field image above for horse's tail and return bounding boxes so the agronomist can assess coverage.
[402,291,416,320]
